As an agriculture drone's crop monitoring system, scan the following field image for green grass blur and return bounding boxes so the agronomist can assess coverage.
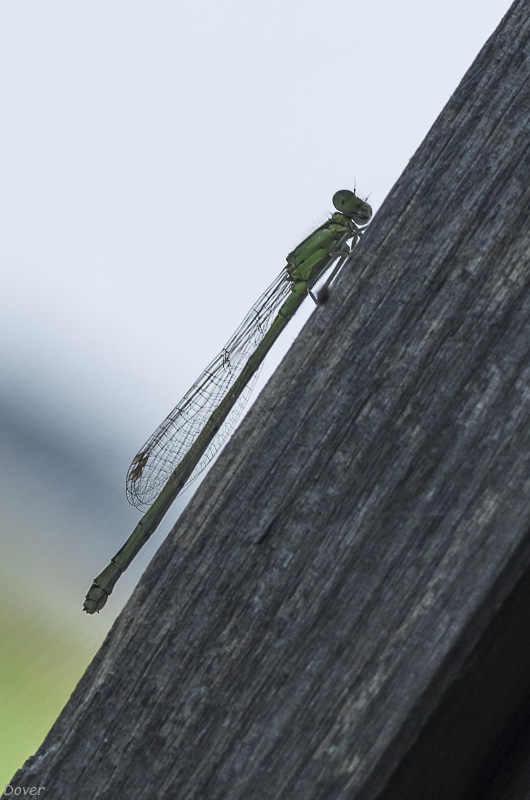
[0,610,94,786]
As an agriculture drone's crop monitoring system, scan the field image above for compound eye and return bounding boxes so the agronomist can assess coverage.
[332,189,372,224]
[332,189,354,211]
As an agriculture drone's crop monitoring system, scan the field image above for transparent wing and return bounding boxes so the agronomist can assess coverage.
[126,268,293,510]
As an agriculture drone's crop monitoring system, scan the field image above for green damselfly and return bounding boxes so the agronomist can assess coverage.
[84,189,372,612]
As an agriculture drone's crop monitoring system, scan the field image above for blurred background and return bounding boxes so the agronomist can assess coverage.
[0,0,512,784]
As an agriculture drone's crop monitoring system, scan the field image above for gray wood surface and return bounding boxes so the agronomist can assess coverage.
[12,2,530,797]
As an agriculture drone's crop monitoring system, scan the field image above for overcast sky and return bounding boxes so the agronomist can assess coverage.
[0,0,514,633]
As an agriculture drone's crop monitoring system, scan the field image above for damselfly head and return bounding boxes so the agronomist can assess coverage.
[333,189,372,226]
